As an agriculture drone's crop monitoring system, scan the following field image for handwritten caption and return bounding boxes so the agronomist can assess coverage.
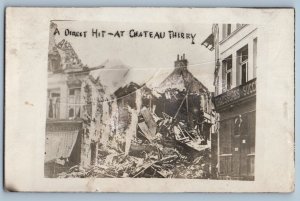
[54,28,197,44]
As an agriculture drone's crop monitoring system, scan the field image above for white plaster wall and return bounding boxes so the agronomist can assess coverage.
[218,24,258,92]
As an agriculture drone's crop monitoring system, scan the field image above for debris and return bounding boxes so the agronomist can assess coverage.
[56,82,213,179]
[140,107,157,135]
[138,122,155,142]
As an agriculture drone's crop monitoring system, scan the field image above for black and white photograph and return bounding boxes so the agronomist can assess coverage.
[5,7,294,192]
[44,21,256,180]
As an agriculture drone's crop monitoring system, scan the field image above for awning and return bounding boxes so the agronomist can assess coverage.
[45,130,79,163]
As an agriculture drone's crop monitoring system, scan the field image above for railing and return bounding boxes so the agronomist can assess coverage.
[214,78,256,109]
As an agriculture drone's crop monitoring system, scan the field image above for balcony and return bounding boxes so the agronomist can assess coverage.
[214,78,256,110]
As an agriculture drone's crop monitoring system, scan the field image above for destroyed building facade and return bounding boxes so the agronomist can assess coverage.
[45,22,105,176]
[202,24,257,180]
[45,22,88,177]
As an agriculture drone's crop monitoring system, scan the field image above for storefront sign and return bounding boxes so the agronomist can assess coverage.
[214,78,256,109]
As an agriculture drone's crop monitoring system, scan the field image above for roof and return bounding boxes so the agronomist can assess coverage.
[56,39,84,72]
[158,67,209,94]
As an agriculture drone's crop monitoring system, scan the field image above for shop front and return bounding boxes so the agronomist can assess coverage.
[214,78,256,180]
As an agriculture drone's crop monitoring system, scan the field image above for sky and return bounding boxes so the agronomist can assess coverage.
[52,21,215,91]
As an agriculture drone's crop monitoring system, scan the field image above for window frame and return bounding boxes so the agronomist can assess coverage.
[241,62,248,85]
[68,87,81,119]
[227,24,232,36]
[47,89,61,119]
[238,45,249,85]
[224,55,233,90]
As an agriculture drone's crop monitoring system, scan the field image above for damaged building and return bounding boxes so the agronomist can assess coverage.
[45,22,103,177]
[45,22,216,179]
[155,54,214,148]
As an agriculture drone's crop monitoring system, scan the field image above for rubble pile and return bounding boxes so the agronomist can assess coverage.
[59,106,212,179]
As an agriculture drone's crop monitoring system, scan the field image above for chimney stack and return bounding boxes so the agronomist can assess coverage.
[174,54,188,69]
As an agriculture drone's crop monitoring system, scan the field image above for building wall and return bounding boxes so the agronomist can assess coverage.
[216,24,258,95]
[215,24,257,180]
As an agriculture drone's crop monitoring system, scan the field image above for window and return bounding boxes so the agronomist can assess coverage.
[238,45,249,85]
[69,108,74,118]
[236,23,242,29]
[68,88,81,119]
[222,24,233,40]
[47,89,60,119]
[241,63,248,85]
[253,38,258,78]
[227,24,231,36]
[223,55,232,90]
[69,88,75,95]
[241,47,248,62]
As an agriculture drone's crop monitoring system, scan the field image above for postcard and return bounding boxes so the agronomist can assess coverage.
[4,7,294,192]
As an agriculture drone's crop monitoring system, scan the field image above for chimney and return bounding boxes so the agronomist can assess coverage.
[174,54,188,69]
